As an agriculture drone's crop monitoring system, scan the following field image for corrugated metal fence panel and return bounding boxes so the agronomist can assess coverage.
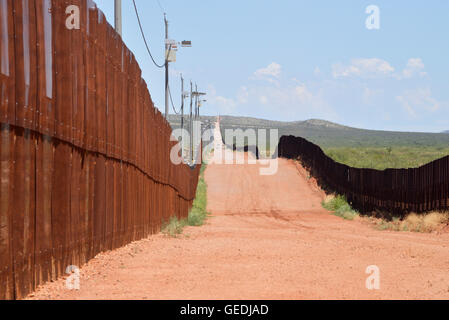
[0,0,15,125]
[36,0,55,136]
[71,0,85,149]
[11,0,37,298]
[14,0,37,131]
[84,2,97,151]
[278,135,449,215]
[0,123,15,300]
[12,128,36,298]
[0,0,202,300]
[95,9,107,155]
[35,134,54,289]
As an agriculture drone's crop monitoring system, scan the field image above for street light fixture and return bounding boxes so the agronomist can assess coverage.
[181,40,192,47]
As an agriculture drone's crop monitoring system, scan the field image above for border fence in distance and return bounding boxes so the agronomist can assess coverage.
[277,135,449,216]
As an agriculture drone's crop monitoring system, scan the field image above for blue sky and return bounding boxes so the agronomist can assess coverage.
[94,0,449,133]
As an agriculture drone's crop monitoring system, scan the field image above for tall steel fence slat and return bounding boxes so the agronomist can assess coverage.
[0,0,202,300]
[278,135,449,215]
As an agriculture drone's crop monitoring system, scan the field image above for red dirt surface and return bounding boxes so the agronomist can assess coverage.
[26,153,449,300]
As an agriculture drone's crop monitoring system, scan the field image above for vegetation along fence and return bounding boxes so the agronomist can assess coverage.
[277,135,449,216]
[0,0,201,299]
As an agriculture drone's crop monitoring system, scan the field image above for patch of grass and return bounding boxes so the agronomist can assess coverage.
[363,211,449,233]
[162,216,187,238]
[323,146,449,170]
[375,221,391,231]
[322,195,359,220]
[380,212,449,233]
[162,165,210,237]
[187,164,210,227]
[322,196,449,232]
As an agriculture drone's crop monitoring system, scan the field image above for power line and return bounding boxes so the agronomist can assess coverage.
[132,0,166,69]
[156,0,165,14]
[168,84,181,114]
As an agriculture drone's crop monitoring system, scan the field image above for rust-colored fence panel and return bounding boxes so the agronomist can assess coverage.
[36,0,55,136]
[14,0,37,131]
[35,134,54,286]
[277,135,449,216]
[0,124,15,300]
[0,0,15,125]
[12,128,36,298]
[0,0,202,300]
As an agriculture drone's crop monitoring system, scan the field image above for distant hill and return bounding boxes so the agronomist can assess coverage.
[276,120,449,148]
[167,115,449,148]
[443,130,449,134]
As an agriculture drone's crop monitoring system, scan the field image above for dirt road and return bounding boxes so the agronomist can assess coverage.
[27,150,449,299]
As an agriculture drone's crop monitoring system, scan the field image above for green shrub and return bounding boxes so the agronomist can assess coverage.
[162,164,210,237]
[162,217,187,238]
[187,165,210,227]
[322,195,359,220]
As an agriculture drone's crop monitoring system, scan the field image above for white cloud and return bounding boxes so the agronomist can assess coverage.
[252,62,282,84]
[205,80,336,121]
[332,58,395,78]
[401,58,427,79]
[407,58,425,70]
[246,83,336,120]
[295,85,314,103]
[396,87,440,118]
[332,57,428,80]
[206,84,237,114]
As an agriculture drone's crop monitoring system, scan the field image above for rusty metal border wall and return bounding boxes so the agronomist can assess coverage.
[0,0,201,299]
[278,135,449,216]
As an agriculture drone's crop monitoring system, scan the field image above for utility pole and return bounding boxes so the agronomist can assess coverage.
[132,5,191,120]
[190,86,206,164]
[189,81,193,163]
[192,87,206,119]
[164,14,169,119]
[114,0,122,36]
[195,83,198,119]
[194,83,198,162]
[181,75,184,158]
